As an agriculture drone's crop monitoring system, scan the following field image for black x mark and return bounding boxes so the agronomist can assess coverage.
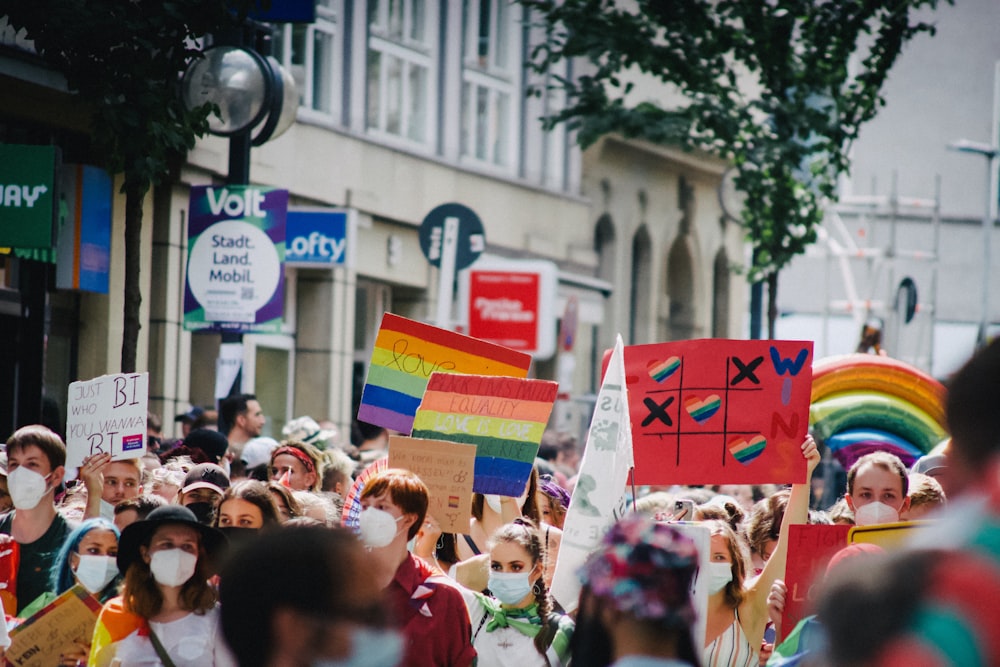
[731,355,764,386]
[642,396,674,427]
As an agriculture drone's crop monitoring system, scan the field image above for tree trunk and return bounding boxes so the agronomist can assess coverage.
[121,181,144,373]
[766,271,779,340]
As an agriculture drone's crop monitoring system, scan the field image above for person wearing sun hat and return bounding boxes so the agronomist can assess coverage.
[573,514,701,667]
[89,505,234,667]
[281,415,337,450]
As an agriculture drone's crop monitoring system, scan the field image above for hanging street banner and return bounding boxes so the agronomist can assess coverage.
[184,185,287,333]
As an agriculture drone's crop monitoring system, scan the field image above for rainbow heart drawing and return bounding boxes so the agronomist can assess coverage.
[647,357,681,383]
[685,395,721,423]
[729,435,766,465]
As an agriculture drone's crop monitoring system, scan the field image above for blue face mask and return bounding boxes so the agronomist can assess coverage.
[488,571,534,605]
[313,627,404,667]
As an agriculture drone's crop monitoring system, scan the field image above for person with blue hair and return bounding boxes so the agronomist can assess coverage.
[19,517,122,619]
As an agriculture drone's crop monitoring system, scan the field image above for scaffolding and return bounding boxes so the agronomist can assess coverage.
[812,174,941,372]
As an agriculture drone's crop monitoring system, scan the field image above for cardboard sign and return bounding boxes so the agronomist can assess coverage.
[550,336,634,613]
[357,313,532,434]
[388,436,477,534]
[781,524,851,641]
[65,372,149,468]
[7,586,102,667]
[624,339,813,484]
[411,373,558,496]
[849,520,935,550]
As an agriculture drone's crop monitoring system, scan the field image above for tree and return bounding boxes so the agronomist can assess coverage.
[1,0,250,371]
[521,0,948,338]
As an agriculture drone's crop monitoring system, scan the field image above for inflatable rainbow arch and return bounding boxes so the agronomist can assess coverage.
[810,354,948,470]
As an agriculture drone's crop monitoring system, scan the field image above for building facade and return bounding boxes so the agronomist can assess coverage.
[1,2,743,443]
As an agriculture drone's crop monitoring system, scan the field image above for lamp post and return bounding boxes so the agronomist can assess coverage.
[180,25,297,412]
[948,139,999,349]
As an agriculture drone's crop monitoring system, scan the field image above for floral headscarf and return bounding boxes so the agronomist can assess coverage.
[578,514,698,628]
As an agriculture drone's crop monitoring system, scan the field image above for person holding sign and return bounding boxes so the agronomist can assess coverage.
[359,468,476,667]
[469,518,573,667]
[89,505,234,666]
[703,436,819,667]
[0,425,71,614]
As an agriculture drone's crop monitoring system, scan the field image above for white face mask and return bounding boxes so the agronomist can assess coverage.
[148,548,198,587]
[707,561,734,595]
[358,508,403,550]
[484,494,503,514]
[854,501,899,526]
[75,554,119,594]
[7,466,52,510]
[99,499,116,521]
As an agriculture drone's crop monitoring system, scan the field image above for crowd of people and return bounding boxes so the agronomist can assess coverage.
[0,338,996,666]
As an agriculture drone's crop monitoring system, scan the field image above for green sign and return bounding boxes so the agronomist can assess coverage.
[0,144,58,248]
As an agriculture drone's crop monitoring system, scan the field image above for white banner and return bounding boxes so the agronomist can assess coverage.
[65,373,149,468]
[550,336,634,612]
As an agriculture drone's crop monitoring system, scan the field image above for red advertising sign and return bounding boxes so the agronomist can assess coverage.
[468,270,541,352]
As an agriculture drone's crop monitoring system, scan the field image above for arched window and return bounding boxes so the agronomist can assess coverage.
[630,225,652,344]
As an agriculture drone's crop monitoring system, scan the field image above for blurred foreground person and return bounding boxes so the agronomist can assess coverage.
[221,526,398,667]
[573,514,701,667]
[817,339,1000,666]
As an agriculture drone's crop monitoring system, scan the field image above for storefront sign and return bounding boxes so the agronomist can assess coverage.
[284,208,351,266]
[0,144,58,248]
[184,185,287,333]
[56,164,112,293]
[463,258,558,358]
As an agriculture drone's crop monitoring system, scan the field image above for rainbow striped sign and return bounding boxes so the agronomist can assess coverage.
[412,373,558,495]
[357,313,532,434]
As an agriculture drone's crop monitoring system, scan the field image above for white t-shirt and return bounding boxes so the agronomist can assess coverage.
[103,606,235,667]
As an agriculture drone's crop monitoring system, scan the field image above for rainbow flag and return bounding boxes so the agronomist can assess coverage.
[357,313,531,434]
[412,373,558,495]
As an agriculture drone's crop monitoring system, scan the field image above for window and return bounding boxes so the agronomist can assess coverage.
[273,1,341,120]
[366,0,435,146]
[461,0,520,169]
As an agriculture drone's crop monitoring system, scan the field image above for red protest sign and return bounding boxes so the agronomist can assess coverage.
[781,524,851,641]
[624,339,813,485]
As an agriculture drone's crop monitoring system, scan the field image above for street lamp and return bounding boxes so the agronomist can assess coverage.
[948,138,999,348]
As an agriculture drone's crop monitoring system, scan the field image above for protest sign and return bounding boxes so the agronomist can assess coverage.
[624,339,813,484]
[65,372,149,468]
[340,457,387,530]
[781,524,851,641]
[388,435,477,533]
[849,520,935,550]
[357,313,531,434]
[7,586,102,667]
[411,373,558,496]
[550,336,634,612]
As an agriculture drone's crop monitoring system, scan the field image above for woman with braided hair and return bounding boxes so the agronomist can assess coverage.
[469,518,574,667]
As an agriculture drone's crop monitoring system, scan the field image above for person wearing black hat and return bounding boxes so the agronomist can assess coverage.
[89,505,234,666]
[178,463,232,526]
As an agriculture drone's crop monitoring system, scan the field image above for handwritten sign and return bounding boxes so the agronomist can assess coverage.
[849,520,935,550]
[65,372,149,468]
[358,313,531,434]
[624,339,813,485]
[550,336,634,613]
[781,524,850,641]
[388,436,477,533]
[7,586,102,667]
[411,373,558,495]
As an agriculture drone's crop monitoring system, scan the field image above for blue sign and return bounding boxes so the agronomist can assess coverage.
[285,209,349,266]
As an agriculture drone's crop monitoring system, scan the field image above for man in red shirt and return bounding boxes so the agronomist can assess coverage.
[360,468,476,667]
